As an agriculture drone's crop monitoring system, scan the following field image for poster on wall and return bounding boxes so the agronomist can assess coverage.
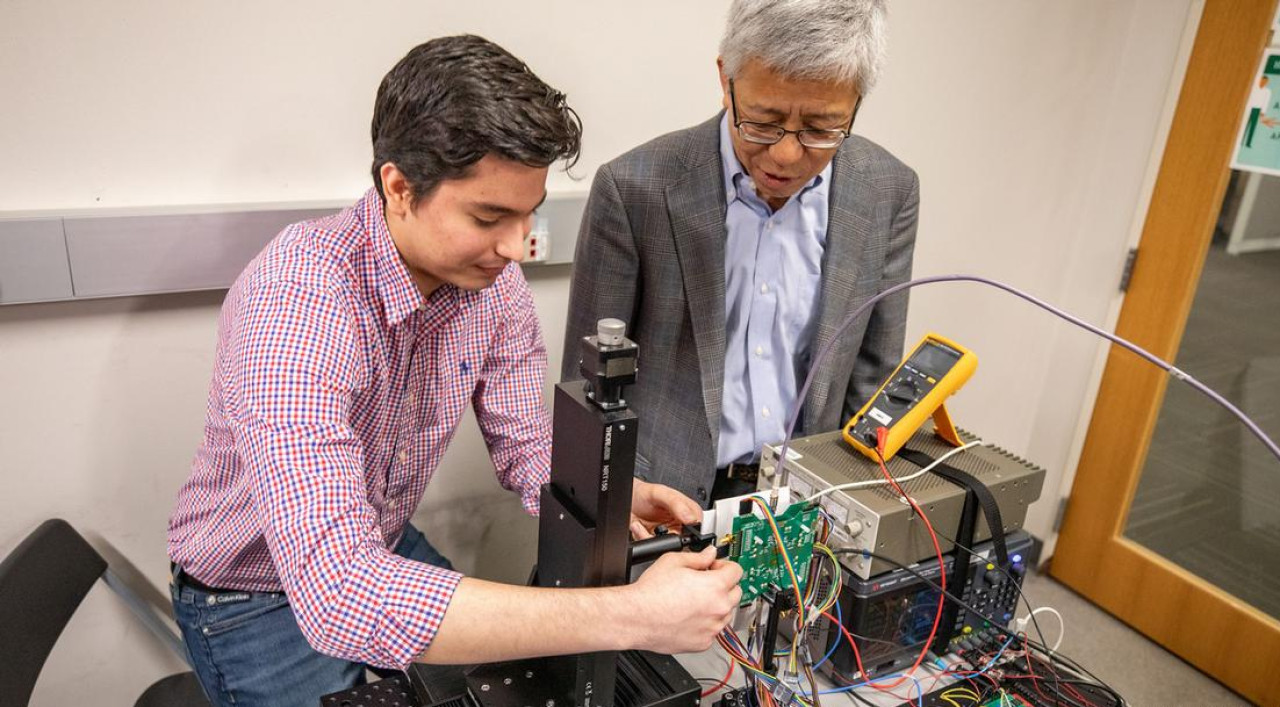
[1232,50,1280,176]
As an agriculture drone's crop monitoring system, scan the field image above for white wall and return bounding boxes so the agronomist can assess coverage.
[0,1,1195,703]
[880,2,1198,547]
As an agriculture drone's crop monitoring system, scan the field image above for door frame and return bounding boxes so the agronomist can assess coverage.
[1051,1,1280,704]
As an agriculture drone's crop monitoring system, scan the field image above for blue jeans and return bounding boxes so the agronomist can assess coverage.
[172,524,452,707]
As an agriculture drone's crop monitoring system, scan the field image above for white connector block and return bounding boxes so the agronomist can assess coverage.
[524,215,550,262]
[701,486,794,541]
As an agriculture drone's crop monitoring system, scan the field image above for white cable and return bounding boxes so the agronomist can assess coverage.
[1015,605,1065,652]
[803,439,986,503]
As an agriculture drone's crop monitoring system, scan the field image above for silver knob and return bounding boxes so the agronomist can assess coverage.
[597,318,626,346]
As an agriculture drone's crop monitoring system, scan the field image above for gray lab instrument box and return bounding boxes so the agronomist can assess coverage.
[757,425,1045,579]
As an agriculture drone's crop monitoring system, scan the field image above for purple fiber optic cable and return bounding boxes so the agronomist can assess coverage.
[776,274,1280,482]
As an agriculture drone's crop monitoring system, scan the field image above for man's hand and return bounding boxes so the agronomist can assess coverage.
[630,478,703,539]
[619,546,743,654]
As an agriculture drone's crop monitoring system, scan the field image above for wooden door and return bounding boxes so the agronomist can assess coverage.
[1051,2,1280,705]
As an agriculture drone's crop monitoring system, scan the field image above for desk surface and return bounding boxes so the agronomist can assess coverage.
[319,650,963,707]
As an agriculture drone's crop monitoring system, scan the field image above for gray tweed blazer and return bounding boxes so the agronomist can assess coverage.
[562,113,919,504]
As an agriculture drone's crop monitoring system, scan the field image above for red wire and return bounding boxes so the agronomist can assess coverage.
[1024,650,1058,705]
[1025,652,1101,707]
[700,658,735,698]
[808,428,947,696]
[861,427,947,689]
[821,610,896,696]
[814,611,905,700]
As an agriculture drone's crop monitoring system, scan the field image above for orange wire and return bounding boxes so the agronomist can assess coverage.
[749,496,807,625]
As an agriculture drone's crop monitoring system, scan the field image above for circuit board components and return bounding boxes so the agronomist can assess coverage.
[727,501,821,604]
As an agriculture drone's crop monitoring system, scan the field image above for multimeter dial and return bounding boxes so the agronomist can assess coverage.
[885,380,920,405]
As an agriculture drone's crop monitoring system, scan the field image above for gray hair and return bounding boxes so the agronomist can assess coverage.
[719,0,888,94]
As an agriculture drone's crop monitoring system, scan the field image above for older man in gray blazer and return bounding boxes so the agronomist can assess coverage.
[564,0,918,509]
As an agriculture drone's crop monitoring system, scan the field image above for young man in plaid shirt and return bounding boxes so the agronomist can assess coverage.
[167,35,742,707]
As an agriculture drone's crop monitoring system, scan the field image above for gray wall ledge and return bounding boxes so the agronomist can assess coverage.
[0,193,585,306]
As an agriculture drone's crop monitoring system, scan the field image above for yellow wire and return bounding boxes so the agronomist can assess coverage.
[941,686,982,705]
[750,497,807,624]
[812,543,842,613]
[716,615,817,707]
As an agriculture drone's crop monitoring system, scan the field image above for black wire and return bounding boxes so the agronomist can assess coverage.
[831,547,1024,646]
[841,546,1069,705]
[843,688,877,707]
[843,484,1061,706]
[856,445,1055,657]
[926,522,1068,707]
[1017,638,1126,707]
[873,548,1123,707]
[861,630,922,652]
[1005,673,1127,707]
[1009,662,1096,707]
[928,525,1053,652]
[832,548,1125,707]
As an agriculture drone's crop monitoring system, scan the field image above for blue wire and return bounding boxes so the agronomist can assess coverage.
[952,634,1017,679]
[813,673,924,705]
[799,613,1016,702]
[813,669,911,694]
[809,636,1012,700]
[813,598,842,669]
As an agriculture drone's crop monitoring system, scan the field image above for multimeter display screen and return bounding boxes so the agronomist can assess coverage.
[912,343,961,378]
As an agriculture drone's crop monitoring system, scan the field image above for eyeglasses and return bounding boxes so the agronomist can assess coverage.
[729,79,861,149]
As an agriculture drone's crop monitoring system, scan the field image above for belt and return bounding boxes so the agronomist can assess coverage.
[171,563,224,593]
[717,462,760,485]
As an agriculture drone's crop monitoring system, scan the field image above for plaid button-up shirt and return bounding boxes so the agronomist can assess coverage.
[168,188,551,669]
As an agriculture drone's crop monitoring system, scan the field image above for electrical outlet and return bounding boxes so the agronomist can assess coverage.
[524,215,550,262]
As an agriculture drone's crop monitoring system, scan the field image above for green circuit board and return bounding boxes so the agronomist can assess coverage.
[729,501,820,604]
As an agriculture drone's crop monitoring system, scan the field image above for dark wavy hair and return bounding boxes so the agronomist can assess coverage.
[371,35,582,205]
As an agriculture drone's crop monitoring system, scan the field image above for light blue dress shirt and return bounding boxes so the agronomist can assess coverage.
[717,115,831,467]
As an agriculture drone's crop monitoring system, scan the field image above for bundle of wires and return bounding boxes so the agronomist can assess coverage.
[706,432,949,705]
[831,544,1127,707]
[706,438,1126,706]
[704,496,844,704]
[716,621,815,707]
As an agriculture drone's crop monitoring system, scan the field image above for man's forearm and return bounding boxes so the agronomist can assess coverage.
[417,577,635,665]
[417,547,741,665]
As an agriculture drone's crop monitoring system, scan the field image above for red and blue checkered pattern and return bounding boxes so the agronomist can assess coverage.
[168,188,551,669]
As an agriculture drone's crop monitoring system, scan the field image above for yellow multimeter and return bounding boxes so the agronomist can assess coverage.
[842,333,977,462]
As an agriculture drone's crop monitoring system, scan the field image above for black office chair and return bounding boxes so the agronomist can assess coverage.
[0,519,210,707]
